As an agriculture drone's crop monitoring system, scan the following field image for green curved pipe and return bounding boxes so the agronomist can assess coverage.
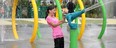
[75,4,80,42]
[54,0,62,20]
[37,0,41,38]
[70,29,78,48]
[75,4,81,35]
[98,0,107,39]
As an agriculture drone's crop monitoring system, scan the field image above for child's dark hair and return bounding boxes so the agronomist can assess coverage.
[45,5,56,19]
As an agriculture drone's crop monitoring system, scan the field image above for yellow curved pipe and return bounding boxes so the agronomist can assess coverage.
[77,0,86,40]
[12,0,19,39]
[30,0,38,43]
[56,9,59,19]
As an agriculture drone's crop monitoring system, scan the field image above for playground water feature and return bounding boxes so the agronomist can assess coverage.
[0,0,115,48]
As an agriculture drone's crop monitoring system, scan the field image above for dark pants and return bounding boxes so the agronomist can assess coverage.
[54,37,64,48]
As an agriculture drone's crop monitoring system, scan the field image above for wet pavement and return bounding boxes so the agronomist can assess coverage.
[0,23,116,48]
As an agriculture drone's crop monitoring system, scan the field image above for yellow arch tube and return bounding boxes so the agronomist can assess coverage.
[77,0,86,40]
[30,0,38,43]
[12,0,19,39]
[56,9,59,19]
